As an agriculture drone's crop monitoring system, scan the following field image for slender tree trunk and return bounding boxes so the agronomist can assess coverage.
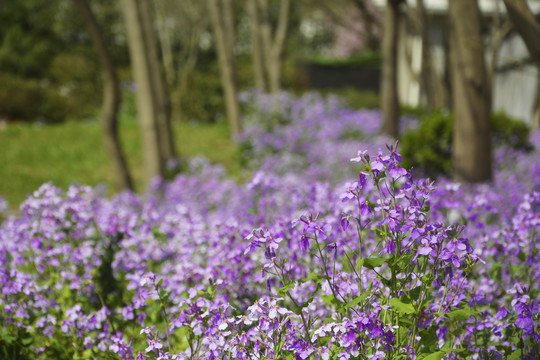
[207,0,242,137]
[152,0,206,124]
[502,0,540,129]
[222,0,236,53]
[73,0,134,191]
[138,0,176,163]
[247,0,266,90]
[449,0,492,182]
[121,0,164,183]
[533,84,540,129]
[270,0,291,93]
[153,0,175,89]
[381,0,402,138]
[177,22,204,121]
[416,0,448,111]
[257,0,290,94]
[257,0,273,90]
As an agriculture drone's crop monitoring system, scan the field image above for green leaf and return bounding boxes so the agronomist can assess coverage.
[159,289,169,299]
[409,286,423,301]
[277,281,296,297]
[421,272,435,286]
[363,257,386,269]
[417,327,438,349]
[397,254,414,269]
[21,335,33,346]
[446,308,475,322]
[373,228,386,240]
[344,292,371,309]
[399,318,413,327]
[321,294,341,307]
[420,351,446,360]
[355,258,364,272]
[300,272,328,284]
[2,335,15,344]
[440,342,466,354]
[507,350,522,360]
[389,298,415,314]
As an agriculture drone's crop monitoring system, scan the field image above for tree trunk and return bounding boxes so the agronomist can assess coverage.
[416,0,448,111]
[256,0,290,94]
[152,0,206,124]
[381,0,402,138]
[247,0,267,90]
[257,0,273,91]
[449,0,492,182]
[153,0,176,89]
[176,22,204,121]
[270,0,290,93]
[73,0,134,191]
[121,0,164,183]
[533,84,540,129]
[138,0,176,163]
[207,0,242,137]
[502,0,540,130]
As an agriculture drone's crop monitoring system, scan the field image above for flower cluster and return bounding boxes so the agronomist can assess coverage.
[0,91,539,359]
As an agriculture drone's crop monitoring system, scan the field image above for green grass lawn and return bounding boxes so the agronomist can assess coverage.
[0,119,242,209]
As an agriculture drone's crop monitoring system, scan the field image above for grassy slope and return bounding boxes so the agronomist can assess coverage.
[0,119,241,209]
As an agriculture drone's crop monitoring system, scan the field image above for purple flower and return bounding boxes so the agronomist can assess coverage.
[515,313,534,331]
[496,306,508,320]
[350,150,368,162]
[308,222,332,240]
[145,338,163,353]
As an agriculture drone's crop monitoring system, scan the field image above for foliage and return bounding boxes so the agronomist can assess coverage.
[400,110,532,178]
[303,52,382,68]
[1,91,539,359]
[400,110,454,178]
[316,89,381,110]
[0,74,67,123]
[0,0,129,123]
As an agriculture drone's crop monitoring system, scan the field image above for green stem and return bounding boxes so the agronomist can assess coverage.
[274,263,312,342]
[156,284,174,354]
[314,235,344,318]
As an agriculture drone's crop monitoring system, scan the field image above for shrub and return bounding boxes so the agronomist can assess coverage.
[0,73,67,123]
[400,110,532,178]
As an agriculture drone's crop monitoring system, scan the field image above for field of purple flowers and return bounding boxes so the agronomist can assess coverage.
[1,91,539,360]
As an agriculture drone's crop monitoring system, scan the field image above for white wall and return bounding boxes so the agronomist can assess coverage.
[493,33,538,125]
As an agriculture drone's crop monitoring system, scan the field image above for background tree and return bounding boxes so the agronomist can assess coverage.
[410,0,448,111]
[502,0,540,129]
[306,0,381,54]
[73,0,133,191]
[152,0,208,122]
[121,0,176,184]
[0,0,107,123]
[247,0,267,90]
[140,0,176,165]
[449,0,492,182]
[247,0,292,93]
[207,0,242,137]
[381,0,404,138]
